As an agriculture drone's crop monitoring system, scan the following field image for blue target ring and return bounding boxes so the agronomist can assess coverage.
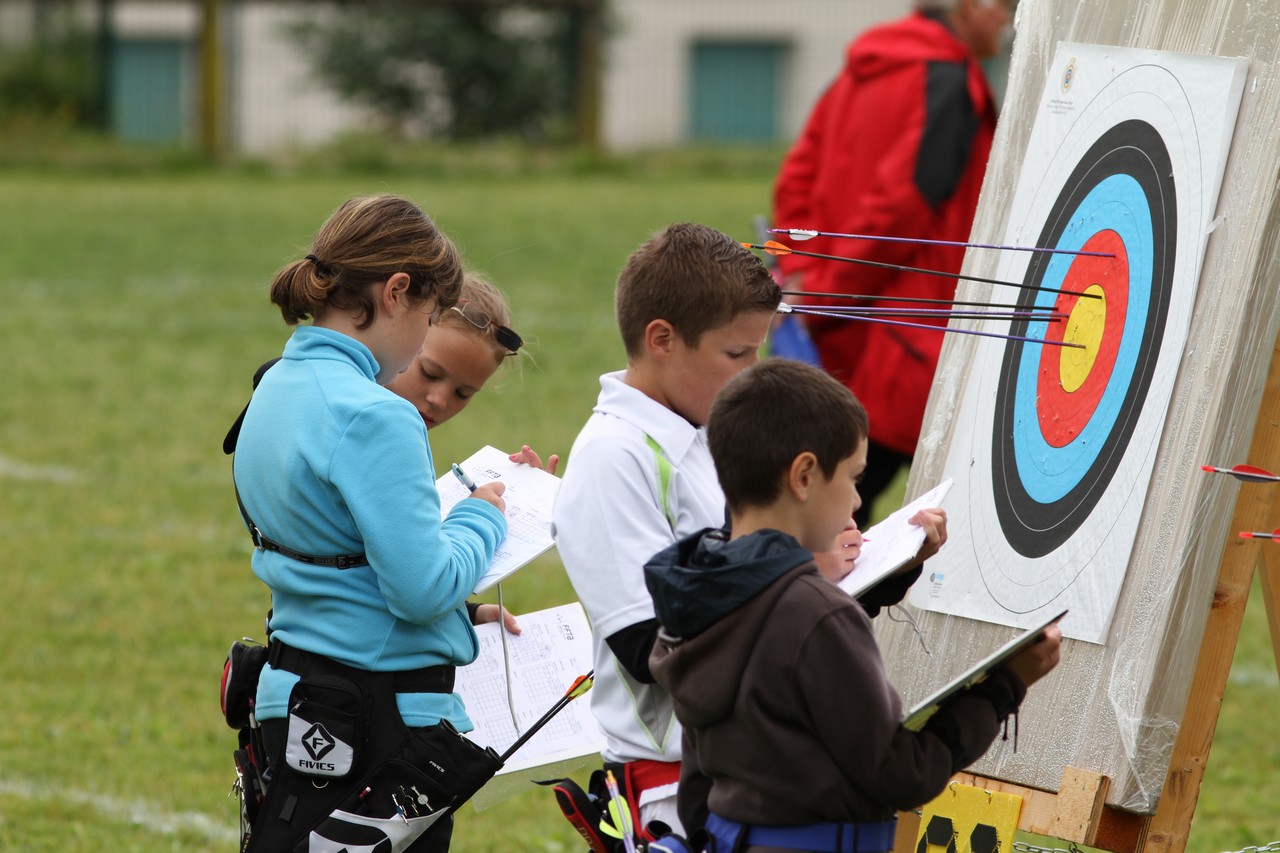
[991,119,1176,558]
[1011,176,1154,503]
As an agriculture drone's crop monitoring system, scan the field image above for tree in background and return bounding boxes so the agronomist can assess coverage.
[288,2,574,141]
[0,1,96,126]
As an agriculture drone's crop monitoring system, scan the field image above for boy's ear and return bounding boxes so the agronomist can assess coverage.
[642,319,677,361]
[786,451,819,501]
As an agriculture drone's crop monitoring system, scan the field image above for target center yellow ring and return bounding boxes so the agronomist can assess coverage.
[1060,283,1107,392]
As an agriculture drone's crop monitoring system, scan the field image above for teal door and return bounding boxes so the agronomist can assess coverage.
[689,41,785,142]
[111,39,187,143]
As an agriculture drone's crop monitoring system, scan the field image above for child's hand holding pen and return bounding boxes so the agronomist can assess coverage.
[814,519,862,584]
[453,463,507,513]
[469,481,506,513]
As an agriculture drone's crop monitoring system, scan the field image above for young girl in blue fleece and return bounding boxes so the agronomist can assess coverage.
[387,270,559,638]
[233,194,506,852]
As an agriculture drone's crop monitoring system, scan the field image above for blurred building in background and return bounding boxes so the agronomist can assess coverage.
[0,0,925,154]
[601,0,912,148]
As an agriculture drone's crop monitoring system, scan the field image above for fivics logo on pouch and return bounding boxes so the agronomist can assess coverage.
[300,722,337,769]
[285,705,354,777]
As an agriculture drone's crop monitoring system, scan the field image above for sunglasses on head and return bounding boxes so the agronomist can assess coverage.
[448,299,523,355]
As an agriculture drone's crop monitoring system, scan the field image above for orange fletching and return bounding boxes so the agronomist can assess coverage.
[763,240,793,256]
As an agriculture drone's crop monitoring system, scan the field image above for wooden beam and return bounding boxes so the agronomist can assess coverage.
[198,0,225,161]
[1142,330,1280,852]
[894,809,921,852]
[1051,767,1109,845]
[93,0,116,131]
[570,0,603,150]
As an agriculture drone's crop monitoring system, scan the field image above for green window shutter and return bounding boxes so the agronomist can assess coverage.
[689,41,785,142]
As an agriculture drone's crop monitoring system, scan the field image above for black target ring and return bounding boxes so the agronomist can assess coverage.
[990,119,1176,559]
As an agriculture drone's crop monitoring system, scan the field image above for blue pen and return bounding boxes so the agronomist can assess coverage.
[452,463,477,493]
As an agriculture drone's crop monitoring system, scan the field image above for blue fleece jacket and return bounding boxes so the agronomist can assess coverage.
[233,326,507,729]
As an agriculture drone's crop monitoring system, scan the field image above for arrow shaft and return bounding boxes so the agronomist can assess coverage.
[771,227,1114,258]
[790,305,1066,320]
[498,671,593,763]
[748,244,1101,300]
[785,306,1085,348]
[780,289,1043,311]
[824,312,1063,321]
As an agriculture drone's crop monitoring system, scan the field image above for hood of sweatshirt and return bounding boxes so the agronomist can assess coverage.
[645,528,817,729]
[845,11,970,83]
[645,527,813,639]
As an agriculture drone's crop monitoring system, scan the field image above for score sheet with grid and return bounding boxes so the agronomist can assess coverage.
[455,601,604,775]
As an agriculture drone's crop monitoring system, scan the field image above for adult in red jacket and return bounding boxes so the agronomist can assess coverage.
[773,0,1010,525]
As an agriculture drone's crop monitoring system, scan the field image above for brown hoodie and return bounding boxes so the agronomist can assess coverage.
[646,529,1023,830]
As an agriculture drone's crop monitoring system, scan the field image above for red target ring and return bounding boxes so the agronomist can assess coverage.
[1035,230,1130,448]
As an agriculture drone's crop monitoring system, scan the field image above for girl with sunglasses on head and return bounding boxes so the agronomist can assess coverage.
[388,271,559,472]
[386,271,560,634]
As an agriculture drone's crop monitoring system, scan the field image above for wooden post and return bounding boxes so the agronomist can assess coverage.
[198,0,225,161]
[94,0,115,131]
[1141,331,1280,852]
[571,0,603,151]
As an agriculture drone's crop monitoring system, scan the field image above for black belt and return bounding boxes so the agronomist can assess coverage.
[234,481,369,570]
[269,641,455,694]
[250,526,368,569]
[227,358,367,570]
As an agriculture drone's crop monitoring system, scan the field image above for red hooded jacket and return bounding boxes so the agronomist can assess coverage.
[773,12,996,455]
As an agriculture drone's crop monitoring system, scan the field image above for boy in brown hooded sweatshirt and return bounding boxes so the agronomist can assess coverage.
[645,359,1060,852]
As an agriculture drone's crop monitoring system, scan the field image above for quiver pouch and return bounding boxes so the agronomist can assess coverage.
[284,675,366,779]
[294,719,503,853]
[221,639,268,730]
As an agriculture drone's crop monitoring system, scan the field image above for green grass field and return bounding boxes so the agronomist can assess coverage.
[0,154,1276,852]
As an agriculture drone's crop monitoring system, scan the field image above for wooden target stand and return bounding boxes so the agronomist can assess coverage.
[893,332,1280,853]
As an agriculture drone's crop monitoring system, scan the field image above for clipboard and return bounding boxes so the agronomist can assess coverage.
[454,602,604,776]
[902,609,1067,731]
[837,478,953,599]
[435,445,561,592]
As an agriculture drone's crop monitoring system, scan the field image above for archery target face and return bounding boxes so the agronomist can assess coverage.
[912,47,1246,643]
[992,116,1176,561]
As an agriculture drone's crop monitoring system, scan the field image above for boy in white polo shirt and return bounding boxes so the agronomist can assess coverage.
[551,223,781,841]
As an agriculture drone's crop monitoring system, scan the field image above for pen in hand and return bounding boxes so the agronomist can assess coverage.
[452,463,477,493]
[453,463,506,513]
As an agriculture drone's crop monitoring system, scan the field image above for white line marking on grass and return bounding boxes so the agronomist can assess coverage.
[0,776,238,844]
[0,455,78,483]
[1230,666,1280,689]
